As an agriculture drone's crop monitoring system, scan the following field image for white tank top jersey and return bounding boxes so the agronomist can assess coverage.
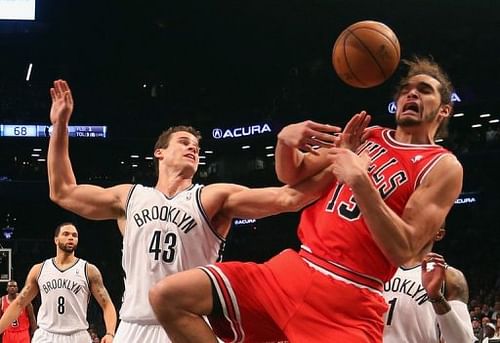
[120,184,225,324]
[36,258,90,334]
[383,265,443,343]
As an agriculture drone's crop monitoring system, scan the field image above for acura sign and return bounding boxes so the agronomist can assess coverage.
[212,123,272,139]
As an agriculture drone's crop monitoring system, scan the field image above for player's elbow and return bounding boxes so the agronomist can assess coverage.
[278,189,309,213]
[49,189,61,203]
[49,188,66,204]
[49,187,74,209]
[276,170,297,185]
[384,245,416,267]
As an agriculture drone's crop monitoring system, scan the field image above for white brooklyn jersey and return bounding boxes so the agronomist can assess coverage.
[120,184,225,323]
[37,258,90,334]
[383,265,442,343]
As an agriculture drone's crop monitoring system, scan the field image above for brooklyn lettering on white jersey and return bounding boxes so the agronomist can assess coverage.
[383,265,442,343]
[120,184,225,324]
[36,258,90,334]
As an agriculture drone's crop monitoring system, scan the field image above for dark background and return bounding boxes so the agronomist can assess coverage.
[0,0,499,335]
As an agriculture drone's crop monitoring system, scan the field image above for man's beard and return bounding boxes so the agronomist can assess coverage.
[58,242,76,253]
[396,107,439,127]
[396,116,421,127]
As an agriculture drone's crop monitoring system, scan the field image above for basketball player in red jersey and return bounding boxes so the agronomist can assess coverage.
[149,57,462,342]
[0,280,37,343]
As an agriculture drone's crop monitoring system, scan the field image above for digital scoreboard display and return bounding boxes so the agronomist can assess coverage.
[0,125,107,138]
[0,0,36,20]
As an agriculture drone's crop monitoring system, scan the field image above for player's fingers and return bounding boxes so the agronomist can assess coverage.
[54,79,64,95]
[421,259,428,270]
[353,112,371,140]
[306,120,342,133]
[307,147,320,155]
[343,113,362,134]
[60,80,69,93]
[52,80,61,97]
[310,137,335,148]
[314,131,340,144]
[303,145,321,156]
[360,113,371,131]
[426,252,443,259]
[64,92,73,106]
[50,88,56,102]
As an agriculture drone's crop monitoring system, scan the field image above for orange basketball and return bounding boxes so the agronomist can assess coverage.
[332,20,401,88]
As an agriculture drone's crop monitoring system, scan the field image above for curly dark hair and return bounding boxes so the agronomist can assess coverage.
[394,57,454,138]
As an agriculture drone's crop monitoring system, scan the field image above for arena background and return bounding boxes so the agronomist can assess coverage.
[0,0,498,335]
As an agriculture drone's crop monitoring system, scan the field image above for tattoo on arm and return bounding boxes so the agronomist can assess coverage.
[89,265,112,306]
[445,268,469,304]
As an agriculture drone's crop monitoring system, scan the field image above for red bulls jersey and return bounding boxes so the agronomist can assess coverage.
[1,295,30,332]
[298,127,450,284]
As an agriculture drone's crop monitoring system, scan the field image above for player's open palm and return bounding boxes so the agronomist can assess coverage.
[337,111,371,152]
[421,252,447,298]
[49,79,74,125]
[278,120,341,153]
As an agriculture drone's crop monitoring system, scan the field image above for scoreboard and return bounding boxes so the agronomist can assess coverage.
[0,125,107,138]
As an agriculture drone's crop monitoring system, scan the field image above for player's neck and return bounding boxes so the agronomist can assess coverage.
[401,258,421,269]
[156,175,193,197]
[7,293,16,301]
[394,127,435,145]
[54,252,77,267]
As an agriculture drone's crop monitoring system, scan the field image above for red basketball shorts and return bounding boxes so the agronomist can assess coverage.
[201,249,387,343]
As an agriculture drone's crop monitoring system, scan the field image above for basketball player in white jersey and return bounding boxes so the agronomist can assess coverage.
[383,226,475,343]
[0,223,117,343]
[46,81,350,342]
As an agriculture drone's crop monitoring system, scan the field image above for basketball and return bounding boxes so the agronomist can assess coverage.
[332,20,400,88]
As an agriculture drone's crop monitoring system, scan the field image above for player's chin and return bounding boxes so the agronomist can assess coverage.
[63,245,76,252]
[396,116,421,127]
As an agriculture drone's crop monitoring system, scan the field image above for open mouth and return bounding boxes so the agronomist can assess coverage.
[184,154,195,161]
[402,102,419,114]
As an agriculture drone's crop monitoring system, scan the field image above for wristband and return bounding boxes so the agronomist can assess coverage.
[105,333,115,337]
[428,294,446,304]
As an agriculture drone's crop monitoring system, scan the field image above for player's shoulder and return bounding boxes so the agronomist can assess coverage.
[445,265,467,283]
[445,265,469,302]
[27,262,45,280]
[430,153,463,178]
[85,263,103,280]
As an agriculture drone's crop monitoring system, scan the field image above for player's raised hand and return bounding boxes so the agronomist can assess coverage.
[327,148,371,185]
[277,120,341,154]
[50,79,74,125]
[336,111,371,151]
[421,252,447,299]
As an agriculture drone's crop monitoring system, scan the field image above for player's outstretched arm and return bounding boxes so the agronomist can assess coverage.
[421,253,475,343]
[275,112,370,185]
[217,166,336,220]
[0,265,41,334]
[87,264,117,343]
[47,80,131,220]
